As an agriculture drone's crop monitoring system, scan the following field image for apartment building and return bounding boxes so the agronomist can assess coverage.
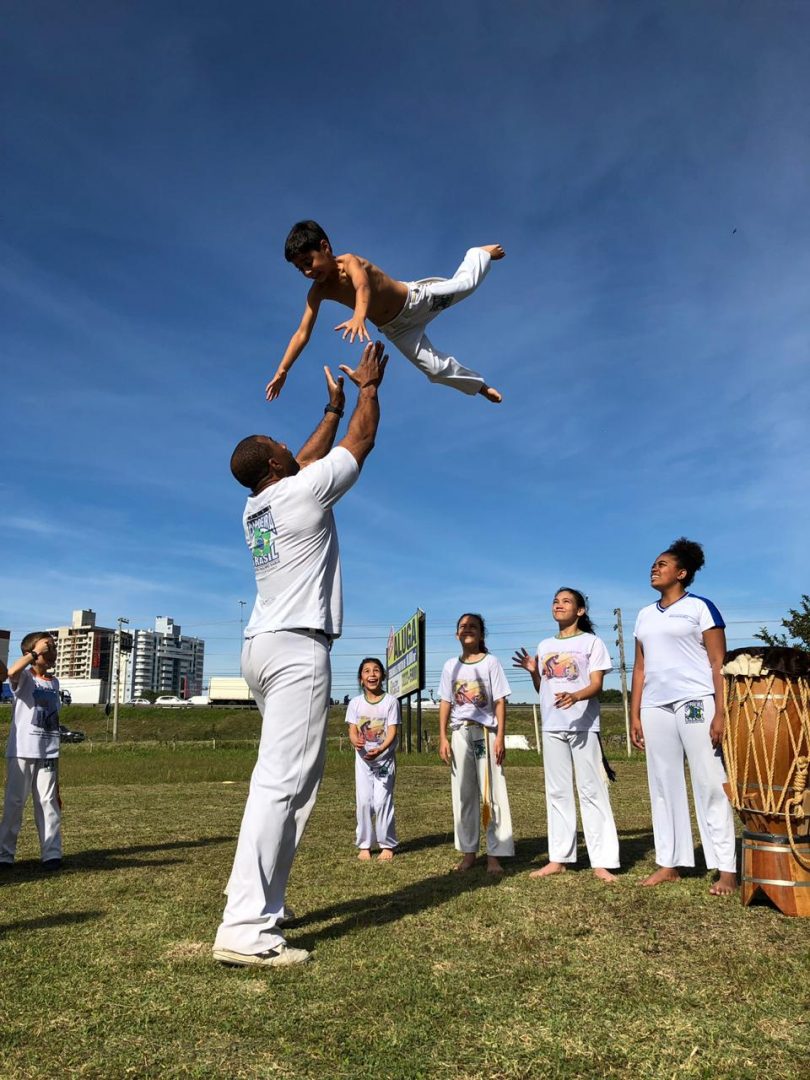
[47,609,116,698]
[126,617,205,700]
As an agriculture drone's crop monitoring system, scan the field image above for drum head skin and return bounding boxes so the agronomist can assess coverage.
[724,646,810,679]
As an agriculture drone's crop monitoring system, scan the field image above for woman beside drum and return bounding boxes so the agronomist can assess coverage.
[630,537,738,896]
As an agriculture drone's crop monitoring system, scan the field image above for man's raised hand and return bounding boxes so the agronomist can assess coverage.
[339,340,388,390]
[324,366,345,412]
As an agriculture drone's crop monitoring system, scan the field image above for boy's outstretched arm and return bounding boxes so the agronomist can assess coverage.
[334,254,371,344]
[266,288,322,401]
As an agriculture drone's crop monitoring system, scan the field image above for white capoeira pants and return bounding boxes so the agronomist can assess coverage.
[450,724,514,856]
[378,247,492,395]
[354,752,398,850]
[214,629,331,955]
[641,696,737,873]
[0,757,62,863]
[542,730,620,868]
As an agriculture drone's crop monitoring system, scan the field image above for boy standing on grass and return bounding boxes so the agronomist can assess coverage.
[0,634,63,870]
[266,220,504,404]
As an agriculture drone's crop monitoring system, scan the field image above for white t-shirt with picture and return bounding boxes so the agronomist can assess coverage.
[7,667,61,759]
[633,593,725,708]
[345,692,400,765]
[439,654,512,730]
[243,446,359,639]
[536,632,612,733]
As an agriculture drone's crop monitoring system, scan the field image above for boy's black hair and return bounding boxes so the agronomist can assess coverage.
[664,537,706,587]
[357,657,386,684]
[21,631,53,654]
[555,588,595,634]
[456,613,488,652]
[284,220,331,262]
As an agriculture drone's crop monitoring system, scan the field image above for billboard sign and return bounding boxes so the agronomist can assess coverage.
[386,610,425,699]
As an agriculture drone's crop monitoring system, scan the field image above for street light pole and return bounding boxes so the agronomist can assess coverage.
[113,616,129,742]
[613,608,631,757]
[239,600,246,658]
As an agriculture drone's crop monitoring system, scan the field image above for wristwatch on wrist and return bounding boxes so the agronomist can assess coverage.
[324,404,344,417]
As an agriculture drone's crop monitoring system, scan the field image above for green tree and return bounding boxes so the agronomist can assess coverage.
[755,594,810,650]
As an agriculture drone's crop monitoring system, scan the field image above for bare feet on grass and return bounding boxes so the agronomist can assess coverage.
[453,853,477,873]
[709,871,737,896]
[593,868,618,884]
[358,849,372,862]
[378,849,394,862]
[479,385,502,404]
[481,244,506,260]
[529,862,567,879]
[487,856,504,875]
[641,867,680,887]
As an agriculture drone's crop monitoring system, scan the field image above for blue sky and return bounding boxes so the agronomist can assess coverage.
[2,1,809,700]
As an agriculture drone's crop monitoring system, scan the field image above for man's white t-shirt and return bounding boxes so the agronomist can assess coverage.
[439,654,511,730]
[242,446,359,638]
[345,693,400,765]
[536,632,612,733]
[633,593,725,708]
[7,667,61,759]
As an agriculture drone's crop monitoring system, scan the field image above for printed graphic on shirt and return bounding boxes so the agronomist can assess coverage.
[32,685,60,736]
[541,652,581,682]
[429,292,453,312]
[358,717,386,748]
[684,700,705,724]
[247,506,279,569]
[453,679,488,709]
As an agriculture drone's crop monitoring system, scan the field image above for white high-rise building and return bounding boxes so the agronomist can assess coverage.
[126,617,205,700]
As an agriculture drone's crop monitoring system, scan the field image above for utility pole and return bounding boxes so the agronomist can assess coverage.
[613,608,631,756]
[239,600,246,659]
[113,616,130,742]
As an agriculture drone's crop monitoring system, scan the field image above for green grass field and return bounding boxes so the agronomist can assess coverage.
[0,710,808,1078]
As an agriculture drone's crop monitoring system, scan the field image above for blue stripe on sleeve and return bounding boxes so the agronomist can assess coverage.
[691,594,726,629]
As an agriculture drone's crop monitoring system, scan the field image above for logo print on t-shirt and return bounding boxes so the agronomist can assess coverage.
[542,652,581,682]
[247,507,279,568]
[453,679,488,708]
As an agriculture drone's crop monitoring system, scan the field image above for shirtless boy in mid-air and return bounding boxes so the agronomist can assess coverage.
[266,220,504,404]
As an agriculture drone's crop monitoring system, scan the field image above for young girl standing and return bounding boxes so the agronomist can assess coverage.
[630,537,737,896]
[346,658,400,861]
[514,589,620,883]
[438,613,515,874]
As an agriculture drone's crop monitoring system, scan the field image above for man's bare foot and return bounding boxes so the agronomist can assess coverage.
[479,385,502,404]
[641,867,680,887]
[481,244,505,260]
[529,862,567,879]
[487,856,504,875]
[593,867,618,883]
[378,848,394,862]
[709,871,737,896]
[453,853,477,873]
[357,849,372,862]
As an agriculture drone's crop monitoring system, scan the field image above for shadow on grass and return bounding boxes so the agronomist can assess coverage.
[0,910,101,937]
[291,866,503,949]
[395,831,453,855]
[508,831,658,875]
[0,835,233,884]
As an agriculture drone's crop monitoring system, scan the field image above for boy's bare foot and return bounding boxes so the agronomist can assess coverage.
[357,849,372,861]
[453,853,477,873]
[641,867,680,887]
[481,244,506,260]
[529,861,567,879]
[479,385,502,404]
[709,871,737,896]
[378,849,394,862]
[593,867,618,884]
[486,856,504,875]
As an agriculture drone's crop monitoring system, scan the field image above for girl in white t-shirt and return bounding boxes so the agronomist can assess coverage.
[630,537,737,896]
[514,588,620,883]
[346,658,400,861]
[438,613,514,874]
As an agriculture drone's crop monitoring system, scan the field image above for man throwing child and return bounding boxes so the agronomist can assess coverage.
[213,341,388,968]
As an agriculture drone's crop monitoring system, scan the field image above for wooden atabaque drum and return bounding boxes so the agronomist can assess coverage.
[723,646,810,916]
